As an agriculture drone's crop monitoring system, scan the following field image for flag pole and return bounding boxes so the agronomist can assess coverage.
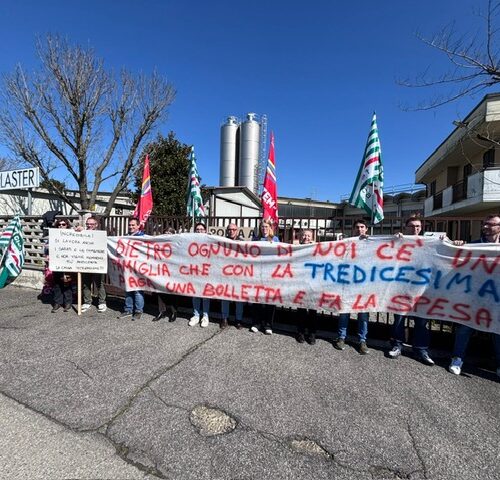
[370,184,374,236]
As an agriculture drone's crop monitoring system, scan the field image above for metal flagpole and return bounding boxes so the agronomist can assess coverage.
[370,184,374,236]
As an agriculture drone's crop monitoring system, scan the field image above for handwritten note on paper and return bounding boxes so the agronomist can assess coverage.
[49,229,108,274]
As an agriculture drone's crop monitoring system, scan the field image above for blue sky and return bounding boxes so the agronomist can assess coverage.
[0,0,494,202]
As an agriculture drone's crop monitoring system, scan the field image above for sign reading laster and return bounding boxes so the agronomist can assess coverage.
[0,167,40,191]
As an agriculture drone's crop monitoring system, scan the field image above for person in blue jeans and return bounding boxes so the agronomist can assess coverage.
[389,315,434,365]
[449,214,500,377]
[188,222,211,328]
[119,217,145,321]
[335,312,369,355]
[387,215,434,365]
[333,219,370,355]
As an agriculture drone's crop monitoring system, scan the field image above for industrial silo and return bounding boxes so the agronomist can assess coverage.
[219,116,239,187]
[238,113,261,193]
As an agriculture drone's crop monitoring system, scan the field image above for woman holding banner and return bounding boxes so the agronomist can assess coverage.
[153,227,178,322]
[49,218,75,313]
[188,222,211,328]
[250,219,279,335]
[295,229,318,345]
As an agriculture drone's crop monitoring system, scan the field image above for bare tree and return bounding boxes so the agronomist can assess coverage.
[399,0,500,110]
[0,35,176,215]
[0,157,17,171]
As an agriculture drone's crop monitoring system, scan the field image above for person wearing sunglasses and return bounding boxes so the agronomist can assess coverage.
[50,218,74,313]
[220,223,245,329]
[80,216,107,313]
[449,214,500,377]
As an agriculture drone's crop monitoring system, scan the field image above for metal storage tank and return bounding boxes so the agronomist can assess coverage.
[238,113,260,193]
[219,116,239,187]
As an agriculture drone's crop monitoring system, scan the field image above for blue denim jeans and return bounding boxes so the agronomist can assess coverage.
[338,312,368,342]
[192,297,210,317]
[392,315,430,354]
[453,324,500,365]
[125,290,144,313]
[221,300,243,321]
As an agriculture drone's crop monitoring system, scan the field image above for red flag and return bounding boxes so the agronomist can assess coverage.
[133,155,153,228]
[261,132,278,226]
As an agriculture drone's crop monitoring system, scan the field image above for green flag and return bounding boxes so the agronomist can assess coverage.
[349,113,384,224]
[0,215,25,288]
[186,147,206,218]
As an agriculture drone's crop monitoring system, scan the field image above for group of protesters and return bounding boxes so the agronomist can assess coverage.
[45,212,500,379]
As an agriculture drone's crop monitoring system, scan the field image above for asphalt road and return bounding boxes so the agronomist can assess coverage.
[0,286,498,480]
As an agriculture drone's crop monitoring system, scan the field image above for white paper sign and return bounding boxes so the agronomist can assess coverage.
[49,229,108,273]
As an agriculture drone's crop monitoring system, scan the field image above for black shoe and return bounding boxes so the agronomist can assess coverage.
[296,333,305,343]
[51,304,62,313]
[63,304,72,312]
[220,318,229,329]
[118,311,133,319]
[168,306,177,322]
[307,334,316,345]
[152,312,166,322]
[235,322,243,330]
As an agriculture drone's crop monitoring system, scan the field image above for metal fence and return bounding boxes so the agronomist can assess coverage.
[3,213,498,356]
[2,213,486,270]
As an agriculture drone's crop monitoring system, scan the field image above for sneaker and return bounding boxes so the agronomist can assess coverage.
[118,311,133,319]
[359,342,369,355]
[419,351,435,366]
[264,328,273,335]
[188,315,200,326]
[51,304,62,313]
[97,303,107,313]
[334,338,346,350]
[220,318,229,329]
[200,314,209,328]
[388,346,402,358]
[63,304,72,312]
[81,303,91,313]
[307,334,316,345]
[132,312,142,321]
[250,325,259,333]
[296,333,306,343]
[449,357,463,375]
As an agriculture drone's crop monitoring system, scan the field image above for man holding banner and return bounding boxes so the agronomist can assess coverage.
[334,219,371,355]
[449,214,500,377]
[388,215,435,366]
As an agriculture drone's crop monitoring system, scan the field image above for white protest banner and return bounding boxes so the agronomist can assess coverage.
[49,228,108,273]
[107,234,500,334]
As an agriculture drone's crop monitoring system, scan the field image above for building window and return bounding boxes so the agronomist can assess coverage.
[429,180,436,197]
[483,149,495,169]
